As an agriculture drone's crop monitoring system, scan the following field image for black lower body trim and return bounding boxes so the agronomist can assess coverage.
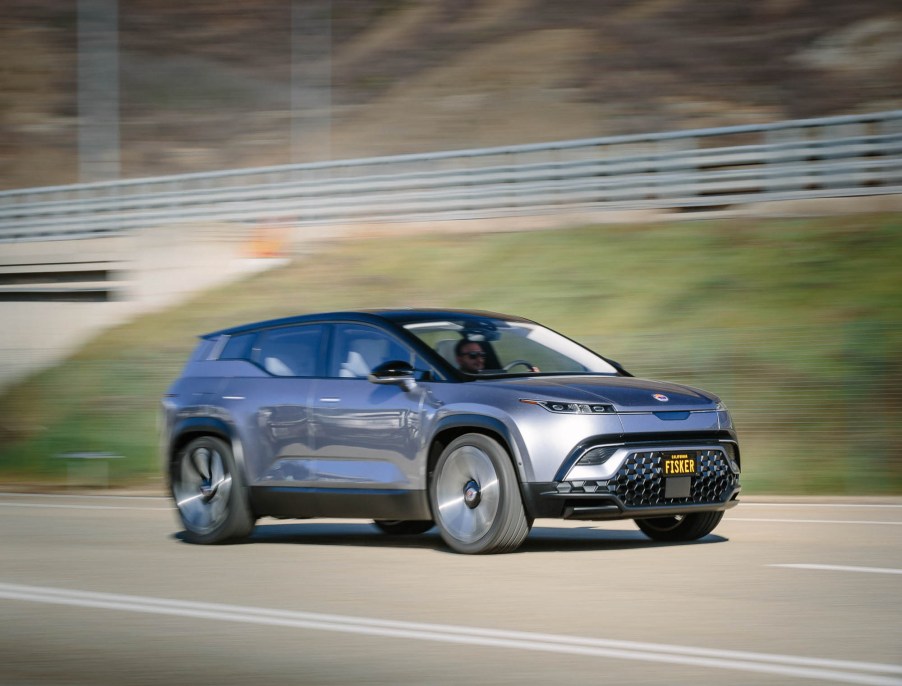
[250,485,432,521]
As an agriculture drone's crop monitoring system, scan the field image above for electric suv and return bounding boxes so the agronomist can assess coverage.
[161,309,740,553]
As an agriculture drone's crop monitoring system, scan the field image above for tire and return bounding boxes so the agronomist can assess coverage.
[171,435,255,544]
[429,433,530,554]
[635,511,724,542]
[372,520,435,535]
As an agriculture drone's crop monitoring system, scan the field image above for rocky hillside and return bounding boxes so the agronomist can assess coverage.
[3,0,901,189]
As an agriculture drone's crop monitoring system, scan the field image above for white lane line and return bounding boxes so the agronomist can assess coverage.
[0,583,899,686]
[771,564,902,576]
[0,503,171,512]
[727,518,902,526]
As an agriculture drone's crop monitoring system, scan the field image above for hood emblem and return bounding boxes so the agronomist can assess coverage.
[653,393,669,402]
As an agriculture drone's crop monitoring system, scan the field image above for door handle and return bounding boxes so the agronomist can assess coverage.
[319,397,341,403]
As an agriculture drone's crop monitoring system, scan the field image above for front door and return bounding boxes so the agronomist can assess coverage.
[310,323,431,493]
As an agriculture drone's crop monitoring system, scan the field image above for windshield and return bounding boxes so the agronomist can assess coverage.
[403,317,619,376]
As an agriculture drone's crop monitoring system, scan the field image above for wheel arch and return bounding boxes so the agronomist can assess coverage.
[427,414,532,512]
[168,417,244,484]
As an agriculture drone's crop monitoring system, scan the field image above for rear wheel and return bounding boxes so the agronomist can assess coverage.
[372,520,434,535]
[635,511,724,542]
[429,433,530,554]
[171,435,255,544]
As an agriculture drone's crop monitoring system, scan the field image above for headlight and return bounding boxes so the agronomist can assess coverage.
[520,399,614,414]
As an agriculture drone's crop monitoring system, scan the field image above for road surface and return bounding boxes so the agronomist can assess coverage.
[0,492,899,685]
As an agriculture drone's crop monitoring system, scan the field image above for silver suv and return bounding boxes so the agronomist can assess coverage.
[161,309,740,554]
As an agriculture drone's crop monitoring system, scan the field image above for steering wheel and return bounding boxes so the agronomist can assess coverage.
[503,359,538,372]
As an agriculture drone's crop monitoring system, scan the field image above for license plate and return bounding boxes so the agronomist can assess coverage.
[661,452,698,476]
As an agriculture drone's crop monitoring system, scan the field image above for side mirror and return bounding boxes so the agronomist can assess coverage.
[368,360,417,391]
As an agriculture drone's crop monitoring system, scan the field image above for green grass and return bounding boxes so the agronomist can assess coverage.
[1,214,900,493]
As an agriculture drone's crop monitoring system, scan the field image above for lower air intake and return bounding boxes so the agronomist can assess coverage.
[608,449,735,507]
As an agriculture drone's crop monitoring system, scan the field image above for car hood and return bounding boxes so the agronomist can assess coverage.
[478,375,717,411]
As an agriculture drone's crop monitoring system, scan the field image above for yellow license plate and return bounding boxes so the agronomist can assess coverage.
[662,452,697,476]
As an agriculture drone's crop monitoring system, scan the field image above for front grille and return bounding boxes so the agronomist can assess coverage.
[607,449,735,507]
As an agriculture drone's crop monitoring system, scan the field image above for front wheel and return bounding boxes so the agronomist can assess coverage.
[429,433,530,554]
[635,511,724,542]
[171,435,255,544]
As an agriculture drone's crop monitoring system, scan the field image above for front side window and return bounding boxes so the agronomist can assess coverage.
[251,325,325,377]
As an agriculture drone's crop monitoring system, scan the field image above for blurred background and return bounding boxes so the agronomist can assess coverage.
[4,0,902,186]
[0,0,900,493]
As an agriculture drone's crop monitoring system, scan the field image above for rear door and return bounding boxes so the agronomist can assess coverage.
[219,323,326,485]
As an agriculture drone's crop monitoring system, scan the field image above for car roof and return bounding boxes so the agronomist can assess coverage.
[202,308,533,338]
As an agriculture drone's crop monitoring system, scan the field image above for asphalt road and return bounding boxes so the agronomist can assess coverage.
[0,492,900,686]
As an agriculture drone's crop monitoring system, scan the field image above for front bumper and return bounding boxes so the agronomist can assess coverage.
[522,442,741,520]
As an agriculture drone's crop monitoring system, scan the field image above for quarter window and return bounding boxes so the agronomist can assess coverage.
[218,333,255,360]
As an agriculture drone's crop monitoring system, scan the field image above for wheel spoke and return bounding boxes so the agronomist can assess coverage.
[191,447,211,480]
[208,489,225,527]
[468,500,492,534]
[216,473,232,502]
[210,451,224,485]
[437,493,466,513]
[443,447,472,482]
[446,504,470,536]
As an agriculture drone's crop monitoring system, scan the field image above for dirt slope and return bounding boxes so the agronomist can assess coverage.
[2,0,900,189]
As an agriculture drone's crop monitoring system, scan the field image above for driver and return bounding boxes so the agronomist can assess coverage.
[455,339,486,374]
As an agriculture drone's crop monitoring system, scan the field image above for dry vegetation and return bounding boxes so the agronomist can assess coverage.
[2,0,901,188]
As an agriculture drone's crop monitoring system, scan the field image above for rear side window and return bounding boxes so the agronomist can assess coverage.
[251,325,324,377]
[330,324,417,379]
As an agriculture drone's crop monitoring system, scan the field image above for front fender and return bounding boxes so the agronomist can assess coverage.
[431,412,533,482]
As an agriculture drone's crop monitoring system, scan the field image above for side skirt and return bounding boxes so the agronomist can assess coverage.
[250,486,432,521]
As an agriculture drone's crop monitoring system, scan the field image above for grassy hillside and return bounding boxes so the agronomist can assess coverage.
[0,214,900,493]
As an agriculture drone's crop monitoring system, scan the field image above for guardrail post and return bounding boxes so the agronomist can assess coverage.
[765,126,807,193]
[656,137,696,202]
[817,122,866,190]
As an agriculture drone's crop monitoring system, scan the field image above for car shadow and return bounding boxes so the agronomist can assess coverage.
[174,522,728,553]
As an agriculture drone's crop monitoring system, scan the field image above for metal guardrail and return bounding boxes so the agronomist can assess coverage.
[1,110,901,242]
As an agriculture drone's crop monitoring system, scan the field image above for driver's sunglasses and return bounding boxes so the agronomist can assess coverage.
[461,351,487,360]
